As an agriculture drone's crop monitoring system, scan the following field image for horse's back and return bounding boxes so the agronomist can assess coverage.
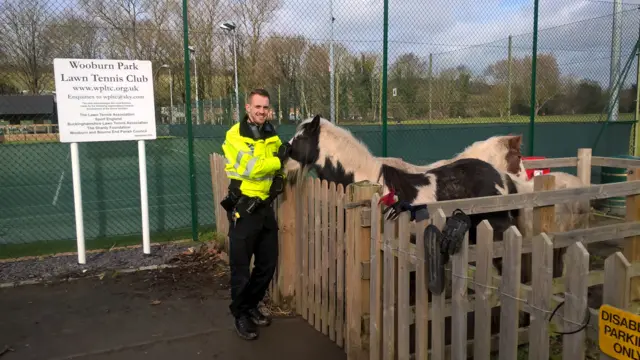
[426,157,510,200]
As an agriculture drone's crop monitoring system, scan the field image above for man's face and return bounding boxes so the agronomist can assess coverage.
[245,94,270,125]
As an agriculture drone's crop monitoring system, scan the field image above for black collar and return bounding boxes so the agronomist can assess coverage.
[239,116,277,140]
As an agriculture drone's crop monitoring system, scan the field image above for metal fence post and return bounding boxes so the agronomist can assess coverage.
[182,0,199,242]
[381,0,389,157]
[528,0,539,156]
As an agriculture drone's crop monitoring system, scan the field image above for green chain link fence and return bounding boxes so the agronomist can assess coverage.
[1,0,639,257]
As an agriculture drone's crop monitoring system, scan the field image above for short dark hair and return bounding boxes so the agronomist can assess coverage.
[248,88,270,102]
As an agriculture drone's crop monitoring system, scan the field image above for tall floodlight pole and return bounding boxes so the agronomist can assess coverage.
[188,46,199,124]
[221,21,240,122]
[329,0,335,124]
[609,0,622,122]
[159,64,174,124]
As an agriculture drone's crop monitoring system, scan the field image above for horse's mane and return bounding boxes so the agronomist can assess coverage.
[311,118,380,173]
[313,118,374,158]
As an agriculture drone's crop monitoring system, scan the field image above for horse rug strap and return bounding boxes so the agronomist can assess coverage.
[381,200,430,222]
[423,208,471,295]
[410,204,429,222]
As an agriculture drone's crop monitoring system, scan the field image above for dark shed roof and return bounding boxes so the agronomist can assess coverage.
[0,95,55,115]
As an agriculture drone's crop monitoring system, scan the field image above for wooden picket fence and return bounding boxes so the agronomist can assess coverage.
[210,149,640,359]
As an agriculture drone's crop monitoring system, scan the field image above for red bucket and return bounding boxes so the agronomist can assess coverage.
[523,156,550,180]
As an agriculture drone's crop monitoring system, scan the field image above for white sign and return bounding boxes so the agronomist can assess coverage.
[393,88,397,96]
[53,58,157,143]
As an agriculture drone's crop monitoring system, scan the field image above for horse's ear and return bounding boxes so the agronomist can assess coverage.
[502,134,522,152]
[508,135,522,152]
[308,114,322,134]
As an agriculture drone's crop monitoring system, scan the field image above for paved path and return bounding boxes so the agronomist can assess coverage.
[0,256,345,360]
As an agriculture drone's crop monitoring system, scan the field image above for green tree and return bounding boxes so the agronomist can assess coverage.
[389,52,427,121]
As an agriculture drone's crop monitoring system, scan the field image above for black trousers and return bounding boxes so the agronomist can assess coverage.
[227,203,279,319]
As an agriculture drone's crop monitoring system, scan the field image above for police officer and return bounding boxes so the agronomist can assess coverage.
[220,88,291,340]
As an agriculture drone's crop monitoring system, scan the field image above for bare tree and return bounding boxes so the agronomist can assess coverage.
[263,34,307,122]
[485,53,562,116]
[188,0,222,120]
[0,0,54,93]
[79,0,149,59]
[48,10,102,59]
[231,0,282,90]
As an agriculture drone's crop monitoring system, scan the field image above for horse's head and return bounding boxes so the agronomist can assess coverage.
[456,134,525,180]
[288,114,324,167]
[500,134,525,178]
[286,114,378,188]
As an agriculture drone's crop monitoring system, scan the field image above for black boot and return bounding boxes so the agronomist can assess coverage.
[248,308,271,327]
[234,315,258,340]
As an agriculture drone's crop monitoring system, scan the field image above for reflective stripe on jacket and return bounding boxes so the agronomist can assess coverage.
[221,120,283,200]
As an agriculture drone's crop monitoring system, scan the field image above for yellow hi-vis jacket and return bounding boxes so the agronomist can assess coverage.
[221,119,284,200]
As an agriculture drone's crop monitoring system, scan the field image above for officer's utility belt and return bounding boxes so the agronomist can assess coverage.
[220,173,285,214]
[220,179,277,219]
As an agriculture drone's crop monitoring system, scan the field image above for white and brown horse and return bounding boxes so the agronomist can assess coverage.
[285,115,531,242]
[378,134,590,236]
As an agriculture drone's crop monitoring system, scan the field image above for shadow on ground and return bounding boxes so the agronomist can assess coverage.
[0,246,346,360]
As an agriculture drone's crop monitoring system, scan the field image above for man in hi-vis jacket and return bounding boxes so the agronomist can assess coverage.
[220,88,291,340]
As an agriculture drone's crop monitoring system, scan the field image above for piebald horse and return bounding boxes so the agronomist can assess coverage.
[378,135,590,235]
[379,134,528,181]
[285,115,530,242]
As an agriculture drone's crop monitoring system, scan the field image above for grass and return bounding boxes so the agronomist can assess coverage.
[0,225,221,260]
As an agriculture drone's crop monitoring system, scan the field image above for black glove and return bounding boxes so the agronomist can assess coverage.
[269,173,285,197]
[220,188,241,212]
[275,143,291,163]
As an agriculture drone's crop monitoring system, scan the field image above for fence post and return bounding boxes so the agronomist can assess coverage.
[528,0,540,157]
[576,148,592,228]
[345,180,382,360]
[624,167,640,301]
[601,252,631,359]
[210,154,230,255]
[276,182,298,309]
[532,174,558,278]
[381,0,389,157]
[576,148,592,185]
[181,0,198,242]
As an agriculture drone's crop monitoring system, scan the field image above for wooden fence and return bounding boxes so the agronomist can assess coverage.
[210,148,640,359]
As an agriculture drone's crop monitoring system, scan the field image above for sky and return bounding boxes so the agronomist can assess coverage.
[264,0,640,88]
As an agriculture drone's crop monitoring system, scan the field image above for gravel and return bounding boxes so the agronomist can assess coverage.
[0,242,200,285]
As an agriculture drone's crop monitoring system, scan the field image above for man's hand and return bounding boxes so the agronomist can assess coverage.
[275,143,291,163]
[269,173,285,197]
